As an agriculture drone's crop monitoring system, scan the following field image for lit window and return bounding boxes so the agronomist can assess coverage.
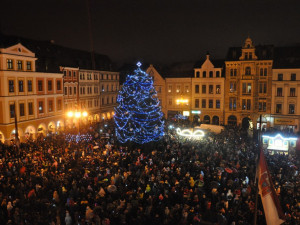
[17,60,23,70]
[7,59,13,69]
[26,61,32,70]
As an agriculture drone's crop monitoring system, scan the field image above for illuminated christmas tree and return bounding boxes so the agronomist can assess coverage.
[114,62,164,144]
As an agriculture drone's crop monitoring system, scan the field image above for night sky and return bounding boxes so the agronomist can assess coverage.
[1,0,300,64]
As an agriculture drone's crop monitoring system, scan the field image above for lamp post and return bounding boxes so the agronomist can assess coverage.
[67,110,88,135]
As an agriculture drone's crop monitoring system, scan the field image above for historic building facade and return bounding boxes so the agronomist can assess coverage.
[192,54,224,125]
[0,43,64,142]
[98,71,120,120]
[224,37,273,129]
[271,68,300,132]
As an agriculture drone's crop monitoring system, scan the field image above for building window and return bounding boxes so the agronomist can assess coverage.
[216,100,220,109]
[19,80,24,92]
[289,104,295,114]
[230,82,236,92]
[9,80,14,93]
[7,59,13,69]
[245,52,249,60]
[209,71,213,78]
[48,80,52,91]
[229,97,236,110]
[19,103,25,116]
[195,85,199,94]
[264,68,267,76]
[49,100,53,112]
[202,99,206,108]
[28,80,32,92]
[26,61,32,70]
[242,83,252,94]
[195,99,199,108]
[10,104,15,118]
[69,87,72,95]
[57,100,62,110]
[278,74,283,81]
[247,99,251,110]
[242,99,246,110]
[290,88,296,97]
[230,69,234,76]
[202,85,206,94]
[38,101,44,113]
[68,71,71,77]
[209,99,213,108]
[216,85,221,94]
[276,104,282,113]
[74,87,76,94]
[196,71,200,78]
[203,71,206,78]
[259,82,267,94]
[28,102,33,115]
[259,101,266,112]
[63,71,67,77]
[168,99,172,105]
[245,67,251,75]
[277,88,283,97]
[38,80,43,91]
[291,73,296,81]
[216,71,220,77]
[73,71,76,77]
[64,87,68,95]
[260,68,263,76]
[57,80,61,91]
[17,60,23,70]
[209,85,213,94]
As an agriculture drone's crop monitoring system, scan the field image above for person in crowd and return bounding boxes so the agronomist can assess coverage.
[0,120,299,225]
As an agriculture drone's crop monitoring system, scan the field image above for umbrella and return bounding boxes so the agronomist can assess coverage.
[107,185,117,193]
[225,168,233,173]
[216,167,224,172]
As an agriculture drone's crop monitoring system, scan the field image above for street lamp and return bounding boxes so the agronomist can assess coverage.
[66,110,88,134]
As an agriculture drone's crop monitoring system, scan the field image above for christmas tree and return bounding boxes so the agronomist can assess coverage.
[114,62,164,144]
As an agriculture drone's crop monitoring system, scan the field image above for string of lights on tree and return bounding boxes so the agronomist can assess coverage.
[114,62,164,144]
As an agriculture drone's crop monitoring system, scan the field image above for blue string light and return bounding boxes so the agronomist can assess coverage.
[114,62,164,144]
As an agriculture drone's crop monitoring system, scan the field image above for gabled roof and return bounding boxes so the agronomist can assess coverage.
[0,33,113,73]
[226,45,274,61]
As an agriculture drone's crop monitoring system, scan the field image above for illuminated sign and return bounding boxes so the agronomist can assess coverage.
[262,134,298,151]
[176,128,205,138]
[274,118,295,125]
[183,111,190,116]
[176,99,189,104]
[191,110,201,114]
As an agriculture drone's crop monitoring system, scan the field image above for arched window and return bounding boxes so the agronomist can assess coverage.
[216,71,220,77]
[209,71,213,77]
[196,71,200,78]
[245,67,251,75]
[203,71,206,78]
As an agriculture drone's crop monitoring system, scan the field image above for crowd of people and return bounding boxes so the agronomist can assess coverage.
[0,121,299,225]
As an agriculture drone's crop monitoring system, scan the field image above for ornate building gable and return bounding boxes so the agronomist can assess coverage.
[239,37,258,60]
[0,43,35,58]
